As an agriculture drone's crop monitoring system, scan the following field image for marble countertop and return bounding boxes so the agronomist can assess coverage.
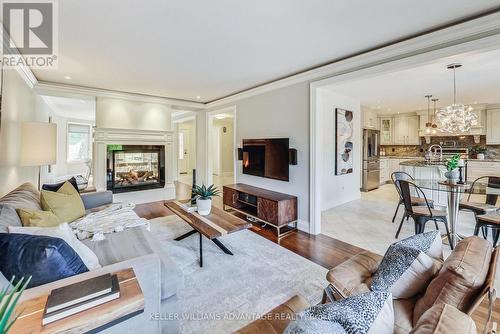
[399,160,446,167]
[380,156,424,159]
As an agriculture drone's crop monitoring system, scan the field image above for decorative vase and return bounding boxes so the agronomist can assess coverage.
[477,153,485,160]
[445,170,459,183]
[196,198,212,215]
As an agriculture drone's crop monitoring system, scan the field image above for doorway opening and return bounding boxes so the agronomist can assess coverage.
[207,107,236,196]
[174,115,197,187]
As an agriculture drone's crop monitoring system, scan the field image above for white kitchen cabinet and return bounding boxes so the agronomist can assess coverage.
[380,117,393,145]
[467,160,500,180]
[393,115,420,145]
[406,116,420,144]
[487,108,500,144]
[362,109,378,129]
[380,159,390,184]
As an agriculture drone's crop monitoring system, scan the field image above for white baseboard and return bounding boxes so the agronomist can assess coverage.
[297,219,310,234]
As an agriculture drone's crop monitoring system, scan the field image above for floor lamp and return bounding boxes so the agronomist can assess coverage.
[20,122,57,190]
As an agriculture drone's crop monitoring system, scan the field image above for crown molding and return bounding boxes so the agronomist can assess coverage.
[34,81,205,109]
[206,10,500,108]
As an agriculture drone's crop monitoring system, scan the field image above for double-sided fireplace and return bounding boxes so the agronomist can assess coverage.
[107,145,165,193]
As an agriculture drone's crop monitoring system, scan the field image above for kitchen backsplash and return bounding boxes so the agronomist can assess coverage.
[381,135,500,159]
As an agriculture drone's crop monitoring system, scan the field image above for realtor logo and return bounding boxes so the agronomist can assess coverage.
[1,0,58,68]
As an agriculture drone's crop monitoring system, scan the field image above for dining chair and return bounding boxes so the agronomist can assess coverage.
[395,180,453,249]
[391,171,434,223]
[460,176,500,240]
[476,213,500,247]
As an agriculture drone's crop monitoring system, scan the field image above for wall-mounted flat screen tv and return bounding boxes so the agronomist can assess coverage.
[242,138,289,181]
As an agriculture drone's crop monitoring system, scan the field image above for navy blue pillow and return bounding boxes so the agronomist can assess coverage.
[0,233,88,288]
[42,177,79,193]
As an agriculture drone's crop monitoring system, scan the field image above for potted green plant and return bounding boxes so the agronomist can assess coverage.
[1,276,31,334]
[471,146,487,160]
[192,184,220,215]
[445,154,461,183]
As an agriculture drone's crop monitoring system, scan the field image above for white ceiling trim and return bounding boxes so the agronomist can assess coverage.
[34,81,205,109]
[206,11,500,108]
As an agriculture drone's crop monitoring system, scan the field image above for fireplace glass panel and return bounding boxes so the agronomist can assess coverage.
[113,151,160,189]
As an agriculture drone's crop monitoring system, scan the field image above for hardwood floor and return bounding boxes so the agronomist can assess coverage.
[134,181,498,331]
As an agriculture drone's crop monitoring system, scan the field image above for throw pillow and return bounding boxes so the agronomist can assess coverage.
[285,319,347,334]
[16,208,61,227]
[290,291,394,334]
[41,181,85,223]
[42,177,79,193]
[0,204,22,232]
[395,230,443,260]
[8,223,101,270]
[0,233,88,288]
[371,244,441,299]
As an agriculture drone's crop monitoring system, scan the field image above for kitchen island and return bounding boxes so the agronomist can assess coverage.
[399,160,448,208]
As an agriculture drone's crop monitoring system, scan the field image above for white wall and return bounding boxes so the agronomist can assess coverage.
[213,118,234,176]
[96,97,172,131]
[0,69,49,196]
[205,82,310,229]
[318,89,361,210]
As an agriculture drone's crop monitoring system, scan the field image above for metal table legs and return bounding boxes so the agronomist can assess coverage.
[447,187,463,248]
[174,229,234,267]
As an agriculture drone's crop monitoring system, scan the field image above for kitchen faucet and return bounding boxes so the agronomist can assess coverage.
[428,144,443,161]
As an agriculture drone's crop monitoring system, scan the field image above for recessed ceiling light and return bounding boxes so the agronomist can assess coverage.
[215,114,226,120]
[196,96,201,100]
[64,75,71,80]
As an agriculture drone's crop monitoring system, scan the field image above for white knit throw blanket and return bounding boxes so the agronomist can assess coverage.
[70,202,150,241]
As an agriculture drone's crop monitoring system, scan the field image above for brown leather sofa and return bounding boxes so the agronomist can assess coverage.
[235,236,498,334]
[234,295,479,334]
[326,236,498,334]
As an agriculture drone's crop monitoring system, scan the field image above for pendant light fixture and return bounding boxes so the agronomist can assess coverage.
[435,63,477,133]
[431,98,439,134]
[425,95,432,134]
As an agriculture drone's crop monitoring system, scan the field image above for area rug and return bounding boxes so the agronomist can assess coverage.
[149,216,328,334]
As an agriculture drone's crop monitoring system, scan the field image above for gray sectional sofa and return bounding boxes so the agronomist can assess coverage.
[0,183,183,333]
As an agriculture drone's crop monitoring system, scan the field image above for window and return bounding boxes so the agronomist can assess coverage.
[67,123,92,163]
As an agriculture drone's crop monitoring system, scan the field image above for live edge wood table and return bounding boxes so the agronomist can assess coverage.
[10,268,145,334]
[164,201,252,267]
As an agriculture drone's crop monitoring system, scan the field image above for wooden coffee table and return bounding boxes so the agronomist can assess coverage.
[165,201,252,267]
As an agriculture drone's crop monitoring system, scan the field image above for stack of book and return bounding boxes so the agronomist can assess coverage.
[42,273,120,325]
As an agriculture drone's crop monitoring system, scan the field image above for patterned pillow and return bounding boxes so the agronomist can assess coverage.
[284,319,347,334]
[286,292,394,334]
[396,230,443,260]
[371,243,441,299]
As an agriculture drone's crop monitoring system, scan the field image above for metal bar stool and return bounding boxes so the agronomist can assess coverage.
[396,180,453,249]
[391,171,434,223]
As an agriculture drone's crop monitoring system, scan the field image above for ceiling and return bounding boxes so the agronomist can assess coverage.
[41,95,96,121]
[29,1,500,103]
[329,48,500,114]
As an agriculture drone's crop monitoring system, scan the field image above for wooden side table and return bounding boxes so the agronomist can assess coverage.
[10,268,144,334]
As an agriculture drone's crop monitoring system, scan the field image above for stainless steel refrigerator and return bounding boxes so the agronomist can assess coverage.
[362,129,380,191]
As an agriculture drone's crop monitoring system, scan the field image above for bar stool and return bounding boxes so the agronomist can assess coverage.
[395,180,453,249]
[476,212,500,247]
[391,171,434,223]
[460,176,500,239]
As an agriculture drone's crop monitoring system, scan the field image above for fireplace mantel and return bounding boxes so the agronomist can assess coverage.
[93,128,175,203]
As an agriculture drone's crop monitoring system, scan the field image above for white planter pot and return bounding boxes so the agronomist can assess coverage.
[477,153,485,160]
[196,199,212,215]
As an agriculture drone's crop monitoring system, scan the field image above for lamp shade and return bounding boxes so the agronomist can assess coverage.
[20,122,57,166]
